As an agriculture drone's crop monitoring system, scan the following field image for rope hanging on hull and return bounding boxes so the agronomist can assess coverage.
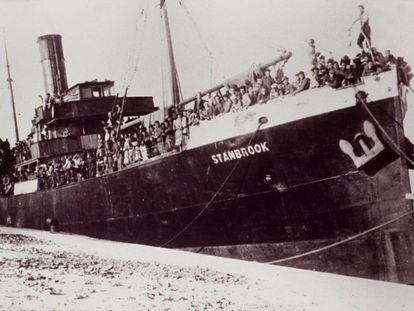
[266,210,414,265]
[160,120,266,247]
[353,86,414,168]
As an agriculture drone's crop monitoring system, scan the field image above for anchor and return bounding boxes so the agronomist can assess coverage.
[339,120,399,175]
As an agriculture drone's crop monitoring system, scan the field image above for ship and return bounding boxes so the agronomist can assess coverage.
[1,1,414,284]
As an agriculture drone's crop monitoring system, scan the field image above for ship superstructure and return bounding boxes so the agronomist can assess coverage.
[13,34,156,194]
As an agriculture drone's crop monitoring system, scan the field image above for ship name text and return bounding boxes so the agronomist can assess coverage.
[211,142,270,164]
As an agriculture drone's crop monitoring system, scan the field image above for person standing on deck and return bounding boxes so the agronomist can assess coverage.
[181,111,189,150]
[306,39,319,70]
[173,114,183,151]
[262,69,275,90]
[349,5,371,53]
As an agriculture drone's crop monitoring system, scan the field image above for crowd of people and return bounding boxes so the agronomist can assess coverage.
[0,175,13,197]
[0,138,15,197]
[80,43,404,178]
[183,47,401,123]
[307,46,399,89]
[0,41,409,196]
[95,106,189,176]
[35,153,96,190]
[14,139,32,163]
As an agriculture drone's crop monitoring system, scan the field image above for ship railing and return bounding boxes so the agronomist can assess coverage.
[29,134,98,159]
[185,67,399,150]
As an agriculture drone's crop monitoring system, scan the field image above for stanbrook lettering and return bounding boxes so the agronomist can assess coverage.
[211,142,270,164]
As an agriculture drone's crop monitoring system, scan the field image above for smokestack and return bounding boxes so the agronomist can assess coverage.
[37,34,68,96]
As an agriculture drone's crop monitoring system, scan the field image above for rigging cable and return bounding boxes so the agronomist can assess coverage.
[265,83,414,265]
[266,209,414,264]
[61,169,364,226]
[159,6,169,118]
[179,0,215,86]
[119,6,145,92]
[353,85,414,167]
[160,121,266,248]
[124,0,151,90]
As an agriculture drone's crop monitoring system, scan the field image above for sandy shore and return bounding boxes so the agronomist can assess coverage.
[1,226,413,310]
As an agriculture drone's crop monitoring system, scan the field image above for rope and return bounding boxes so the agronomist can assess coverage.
[160,122,264,247]
[159,8,168,117]
[115,88,129,140]
[195,246,205,253]
[360,27,375,61]
[124,1,150,90]
[372,101,404,129]
[118,4,148,92]
[266,209,414,264]
[265,84,414,265]
[353,86,414,167]
[60,168,376,226]
[282,171,359,191]
[179,0,214,86]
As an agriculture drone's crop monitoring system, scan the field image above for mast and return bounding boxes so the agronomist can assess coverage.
[3,31,20,142]
[160,0,182,111]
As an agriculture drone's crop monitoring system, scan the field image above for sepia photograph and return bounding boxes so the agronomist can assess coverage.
[1,0,414,310]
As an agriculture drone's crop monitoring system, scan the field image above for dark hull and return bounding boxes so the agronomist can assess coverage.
[2,96,414,283]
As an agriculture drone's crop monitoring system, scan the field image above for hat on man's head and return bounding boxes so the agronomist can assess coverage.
[341,55,351,65]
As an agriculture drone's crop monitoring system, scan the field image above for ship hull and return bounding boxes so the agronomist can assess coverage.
[1,95,414,283]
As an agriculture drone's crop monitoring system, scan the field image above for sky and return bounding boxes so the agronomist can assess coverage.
[0,0,413,143]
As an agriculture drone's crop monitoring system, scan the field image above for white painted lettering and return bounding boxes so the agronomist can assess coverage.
[247,146,255,154]
[211,141,271,164]
[260,142,270,152]
[234,149,242,159]
[254,144,262,153]
[227,150,236,160]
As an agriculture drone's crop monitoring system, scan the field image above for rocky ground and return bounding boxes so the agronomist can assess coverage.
[1,227,414,311]
[0,232,272,310]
